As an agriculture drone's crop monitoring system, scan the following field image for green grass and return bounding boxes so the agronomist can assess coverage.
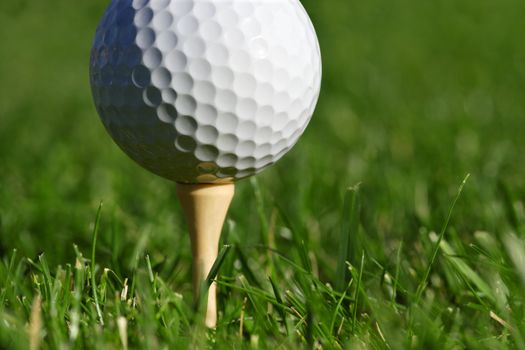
[2,0,525,348]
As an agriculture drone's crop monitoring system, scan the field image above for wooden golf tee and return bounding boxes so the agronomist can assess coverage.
[176,182,235,328]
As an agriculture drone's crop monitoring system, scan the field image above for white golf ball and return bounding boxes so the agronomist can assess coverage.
[90,0,322,183]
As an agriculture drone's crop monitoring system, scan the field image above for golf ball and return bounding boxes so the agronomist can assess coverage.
[90,0,321,183]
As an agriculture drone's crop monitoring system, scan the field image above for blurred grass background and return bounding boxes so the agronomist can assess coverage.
[1,0,524,265]
[1,0,525,348]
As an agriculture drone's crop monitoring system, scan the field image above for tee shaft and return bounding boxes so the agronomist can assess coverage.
[176,182,235,327]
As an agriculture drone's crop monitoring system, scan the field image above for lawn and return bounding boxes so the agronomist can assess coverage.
[1,0,525,348]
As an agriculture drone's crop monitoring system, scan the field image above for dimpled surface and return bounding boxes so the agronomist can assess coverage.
[90,0,321,183]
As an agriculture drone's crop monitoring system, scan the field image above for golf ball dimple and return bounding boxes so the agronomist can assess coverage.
[90,0,321,183]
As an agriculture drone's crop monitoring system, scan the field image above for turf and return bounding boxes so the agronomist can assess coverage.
[1,0,525,348]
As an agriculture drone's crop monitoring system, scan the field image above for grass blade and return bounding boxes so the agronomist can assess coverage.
[352,251,365,333]
[415,174,470,303]
[205,244,232,287]
[439,239,495,303]
[336,184,361,292]
[250,177,269,241]
[91,201,104,326]
[0,249,17,314]
[269,276,289,335]
[235,245,262,288]
[329,277,353,336]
